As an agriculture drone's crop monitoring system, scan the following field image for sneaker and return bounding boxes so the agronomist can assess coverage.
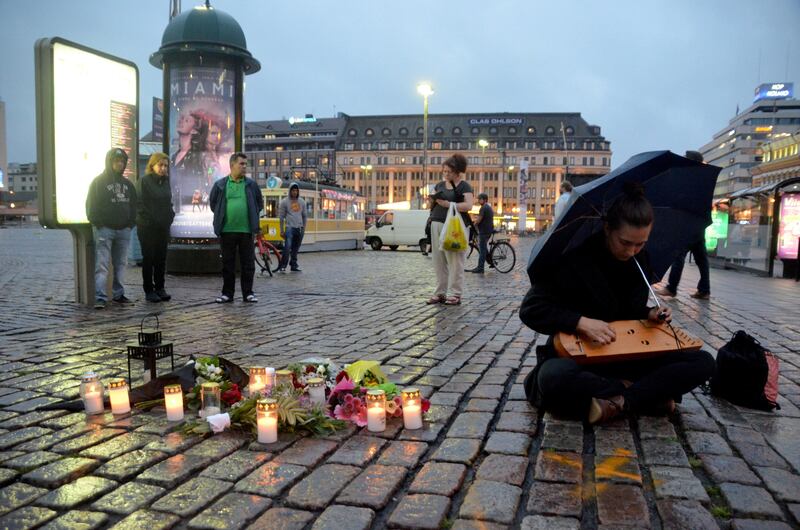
[245,294,258,303]
[113,295,133,304]
[215,294,232,304]
[145,292,161,303]
[156,289,172,301]
[465,268,485,273]
[277,268,286,273]
[690,291,710,300]
[587,395,625,425]
[655,287,676,297]
[290,267,302,272]
[94,300,106,310]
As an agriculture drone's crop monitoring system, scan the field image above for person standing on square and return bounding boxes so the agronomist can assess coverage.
[209,152,264,303]
[86,148,137,309]
[277,182,307,272]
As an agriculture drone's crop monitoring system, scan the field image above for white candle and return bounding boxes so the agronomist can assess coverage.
[83,390,104,415]
[250,375,265,396]
[201,406,221,418]
[403,404,423,430]
[164,386,184,422]
[265,367,276,389]
[258,416,278,443]
[308,385,326,405]
[109,384,130,415]
[367,404,386,432]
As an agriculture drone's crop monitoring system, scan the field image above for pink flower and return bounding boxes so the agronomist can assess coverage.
[343,402,355,417]
[354,406,368,427]
[331,378,355,397]
[343,394,354,405]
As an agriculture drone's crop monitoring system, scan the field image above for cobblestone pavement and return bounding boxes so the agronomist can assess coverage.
[0,224,799,529]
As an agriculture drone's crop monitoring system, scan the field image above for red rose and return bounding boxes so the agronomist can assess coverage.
[221,385,242,406]
[305,365,317,374]
[421,398,431,413]
[335,371,351,383]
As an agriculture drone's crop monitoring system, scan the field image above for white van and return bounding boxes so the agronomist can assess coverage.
[365,210,429,251]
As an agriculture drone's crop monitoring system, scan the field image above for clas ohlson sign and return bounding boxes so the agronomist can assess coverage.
[467,117,525,126]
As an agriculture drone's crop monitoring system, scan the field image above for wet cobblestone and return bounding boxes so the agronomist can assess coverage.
[1,229,799,528]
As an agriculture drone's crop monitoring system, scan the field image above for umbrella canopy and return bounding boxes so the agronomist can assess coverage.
[527,150,721,283]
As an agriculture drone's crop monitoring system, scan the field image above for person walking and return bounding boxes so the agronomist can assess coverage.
[85,148,137,309]
[277,182,308,272]
[655,151,711,300]
[467,193,494,273]
[426,154,474,305]
[136,152,175,303]
[209,152,264,303]
[553,180,573,220]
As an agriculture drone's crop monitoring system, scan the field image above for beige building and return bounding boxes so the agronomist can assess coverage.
[750,131,800,187]
[335,112,611,230]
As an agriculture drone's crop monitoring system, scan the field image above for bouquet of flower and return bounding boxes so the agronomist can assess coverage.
[184,357,241,411]
[287,358,341,391]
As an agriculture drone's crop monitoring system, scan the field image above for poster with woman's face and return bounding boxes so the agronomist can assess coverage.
[168,64,236,238]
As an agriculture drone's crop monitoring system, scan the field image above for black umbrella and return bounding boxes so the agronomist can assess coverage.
[527,150,721,283]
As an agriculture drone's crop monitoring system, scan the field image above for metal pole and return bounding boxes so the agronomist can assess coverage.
[422,95,429,192]
[499,149,505,215]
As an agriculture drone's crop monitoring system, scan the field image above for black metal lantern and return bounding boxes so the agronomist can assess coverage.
[126,314,175,384]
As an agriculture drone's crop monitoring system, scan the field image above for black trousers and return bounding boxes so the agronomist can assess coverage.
[138,224,170,293]
[220,232,256,299]
[536,350,715,418]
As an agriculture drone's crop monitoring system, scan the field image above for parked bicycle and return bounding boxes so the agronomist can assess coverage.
[465,230,516,273]
[254,232,282,276]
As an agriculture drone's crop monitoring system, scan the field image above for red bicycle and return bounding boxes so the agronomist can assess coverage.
[255,232,282,276]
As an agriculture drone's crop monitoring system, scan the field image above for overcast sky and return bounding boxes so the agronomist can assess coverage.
[1,0,798,166]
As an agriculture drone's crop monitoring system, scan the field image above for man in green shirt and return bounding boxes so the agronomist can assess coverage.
[209,152,264,303]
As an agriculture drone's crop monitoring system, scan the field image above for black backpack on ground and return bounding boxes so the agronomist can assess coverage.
[710,330,780,411]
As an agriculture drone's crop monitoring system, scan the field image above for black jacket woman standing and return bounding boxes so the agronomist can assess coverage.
[136,153,175,302]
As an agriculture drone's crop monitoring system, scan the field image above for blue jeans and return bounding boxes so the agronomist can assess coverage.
[477,233,490,270]
[667,238,710,294]
[94,226,131,301]
[280,227,304,270]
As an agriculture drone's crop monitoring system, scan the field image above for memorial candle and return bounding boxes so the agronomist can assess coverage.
[366,389,386,432]
[306,377,326,406]
[201,382,221,418]
[275,369,293,388]
[249,367,267,396]
[257,398,278,443]
[80,372,104,415]
[265,367,276,389]
[164,384,184,421]
[108,379,131,415]
[401,387,423,430]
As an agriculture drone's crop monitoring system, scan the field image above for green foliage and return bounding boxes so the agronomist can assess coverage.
[710,505,731,519]
[688,457,702,468]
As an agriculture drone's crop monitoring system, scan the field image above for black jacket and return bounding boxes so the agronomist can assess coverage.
[85,148,137,229]
[136,172,174,228]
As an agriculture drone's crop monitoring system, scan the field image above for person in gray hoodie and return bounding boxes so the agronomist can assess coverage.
[277,182,307,272]
[85,148,137,309]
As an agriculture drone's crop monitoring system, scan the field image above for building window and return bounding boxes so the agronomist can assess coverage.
[452,127,462,136]
[399,127,409,136]
[347,128,357,136]
[471,126,480,135]
[365,128,374,137]
[508,126,517,135]
[526,126,536,135]
[416,126,424,136]
[434,126,444,135]
[545,126,555,135]
[489,126,498,135]
[382,127,391,136]
[431,141,443,149]
[565,126,574,136]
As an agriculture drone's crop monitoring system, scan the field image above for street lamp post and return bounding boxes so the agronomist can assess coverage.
[417,82,434,194]
[478,139,488,195]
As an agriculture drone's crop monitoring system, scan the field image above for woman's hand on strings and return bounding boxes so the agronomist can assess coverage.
[576,317,617,345]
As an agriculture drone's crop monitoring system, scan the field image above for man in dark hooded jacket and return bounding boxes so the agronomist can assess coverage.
[85,148,137,309]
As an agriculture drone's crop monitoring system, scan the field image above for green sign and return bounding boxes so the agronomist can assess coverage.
[705,210,729,251]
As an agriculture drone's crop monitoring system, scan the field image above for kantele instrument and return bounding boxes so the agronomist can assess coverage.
[554,320,703,364]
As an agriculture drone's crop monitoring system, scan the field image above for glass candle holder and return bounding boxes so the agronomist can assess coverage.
[79,372,105,415]
[108,379,131,415]
[401,387,423,430]
[275,369,293,388]
[306,377,326,406]
[249,367,267,396]
[164,384,184,422]
[256,398,278,443]
[366,389,386,432]
[265,367,276,389]
[201,382,221,417]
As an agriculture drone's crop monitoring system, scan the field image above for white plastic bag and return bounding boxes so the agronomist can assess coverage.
[439,203,468,251]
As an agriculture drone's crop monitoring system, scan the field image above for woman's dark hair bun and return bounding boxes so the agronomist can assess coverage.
[621,181,645,198]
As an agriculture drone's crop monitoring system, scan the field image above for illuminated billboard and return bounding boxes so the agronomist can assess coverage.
[36,38,138,227]
[705,210,729,251]
[753,82,794,103]
[167,64,236,238]
[777,194,800,259]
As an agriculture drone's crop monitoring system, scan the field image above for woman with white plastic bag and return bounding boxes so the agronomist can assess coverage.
[426,154,474,305]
